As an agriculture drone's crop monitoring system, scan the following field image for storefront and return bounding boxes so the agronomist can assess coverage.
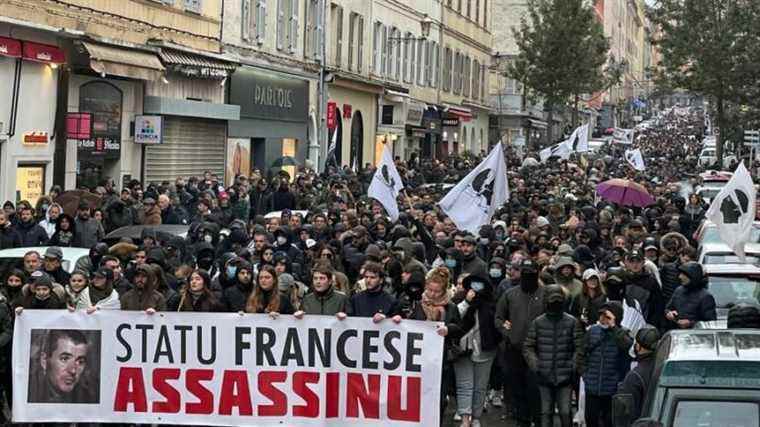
[65,41,166,190]
[142,48,239,184]
[376,89,408,163]
[228,66,309,179]
[0,29,65,204]
[327,75,381,169]
[463,103,492,155]
[404,102,436,160]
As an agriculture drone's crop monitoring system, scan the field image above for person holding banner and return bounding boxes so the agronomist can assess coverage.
[244,265,294,316]
[16,272,65,314]
[294,265,349,318]
[119,263,166,312]
[168,269,224,312]
[349,261,401,322]
[64,269,89,310]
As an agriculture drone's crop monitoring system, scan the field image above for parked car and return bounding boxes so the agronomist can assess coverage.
[613,329,760,427]
[697,242,760,266]
[0,246,89,280]
[703,264,760,319]
[695,221,760,249]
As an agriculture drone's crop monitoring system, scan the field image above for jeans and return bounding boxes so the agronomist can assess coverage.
[454,354,495,418]
[585,393,613,427]
[538,384,572,427]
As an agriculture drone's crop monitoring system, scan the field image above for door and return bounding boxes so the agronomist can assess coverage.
[350,111,363,170]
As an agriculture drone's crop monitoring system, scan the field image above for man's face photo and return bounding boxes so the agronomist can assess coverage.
[41,336,88,396]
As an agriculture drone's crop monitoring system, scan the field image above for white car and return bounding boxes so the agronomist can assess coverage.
[0,246,89,275]
[697,242,760,266]
[698,148,717,166]
[696,220,760,248]
[702,264,760,320]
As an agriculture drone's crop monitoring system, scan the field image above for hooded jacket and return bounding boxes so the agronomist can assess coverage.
[38,203,63,238]
[105,199,135,231]
[0,222,21,249]
[582,302,633,396]
[666,262,717,327]
[523,285,585,387]
[119,264,167,311]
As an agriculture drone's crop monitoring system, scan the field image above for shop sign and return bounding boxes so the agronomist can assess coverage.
[229,67,309,122]
[22,132,49,145]
[406,102,425,126]
[134,115,163,144]
[343,104,352,119]
[16,165,45,206]
[76,138,121,158]
[66,113,92,140]
[442,117,460,127]
[327,102,337,130]
[176,66,228,79]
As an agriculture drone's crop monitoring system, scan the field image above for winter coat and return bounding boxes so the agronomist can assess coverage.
[624,270,664,329]
[666,282,717,327]
[120,286,167,311]
[143,206,162,225]
[523,312,585,387]
[74,217,104,248]
[582,324,633,396]
[495,284,546,350]
[659,260,681,304]
[461,253,488,278]
[16,219,48,246]
[301,286,349,315]
[168,291,224,312]
[105,200,135,232]
[568,292,608,327]
[458,297,502,353]
[0,294,13,368]
[77,287,121,310]
[0,224,21,249]
[271,188,296,211]
[222,282,252,312]
[409,302,464,364]
[349,286,400,318]
[161,205,182,225]
[38,203,63,238]
[618,352,656,421]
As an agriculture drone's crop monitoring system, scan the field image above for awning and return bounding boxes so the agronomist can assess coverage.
[82,41,164,81]
[444,105,473,122]
[526,118,548,129]
[384,89,409,103]
[22,41,65,64]
[159,48,237,78]
[0,36,22,58]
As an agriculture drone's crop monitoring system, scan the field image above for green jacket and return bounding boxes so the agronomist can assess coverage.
[302,287,349,315]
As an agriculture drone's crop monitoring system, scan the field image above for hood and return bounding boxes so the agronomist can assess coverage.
[274,226,293,244]
[393,237,416,258]
[660,231,688,253]
[146,247,167,270]
[573,245,595,267]
[45,202,62,221]
[678,261,706,289]
[599,301,624,324]
[544,284,566,305]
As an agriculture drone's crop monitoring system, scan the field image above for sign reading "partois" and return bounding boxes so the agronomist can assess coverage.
[13,310,443,427]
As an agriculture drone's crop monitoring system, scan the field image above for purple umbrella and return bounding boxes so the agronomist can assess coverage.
[596,179,655,207]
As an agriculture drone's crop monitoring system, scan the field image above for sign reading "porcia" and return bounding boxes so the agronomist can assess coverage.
[253,85,294,109]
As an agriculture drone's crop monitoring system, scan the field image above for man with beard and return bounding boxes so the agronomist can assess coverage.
[622,250,664,329]
[494,259,545,426]
[658,232,688,303]
[16,206,48,246]
[120,264,166,311]
[74,202,103,248]
[28,329,97,403]
[460,235,488,278]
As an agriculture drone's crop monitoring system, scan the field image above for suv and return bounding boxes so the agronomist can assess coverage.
[613,329,760,427]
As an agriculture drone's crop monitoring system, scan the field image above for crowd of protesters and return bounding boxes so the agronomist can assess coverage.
[1,106,759,427]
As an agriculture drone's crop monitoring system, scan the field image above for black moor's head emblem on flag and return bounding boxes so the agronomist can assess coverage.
[720,189,750,224]
[626,151,635,163]
[472,168,495,212]
[380,164,395,188]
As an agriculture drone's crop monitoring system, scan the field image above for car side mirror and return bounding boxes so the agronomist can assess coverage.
[612,393,634,427]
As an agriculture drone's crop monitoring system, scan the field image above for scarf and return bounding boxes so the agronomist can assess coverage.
[90,282,113,306]
[421,289,450,321]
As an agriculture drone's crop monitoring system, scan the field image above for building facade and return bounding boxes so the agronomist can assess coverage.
[0,0,240,204]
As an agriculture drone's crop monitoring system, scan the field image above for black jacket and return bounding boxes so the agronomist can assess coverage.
[495,284,546,350]
[618,352,656,421]
[459,297,501,353]
[524,312,585,387]
[624,270,664,329]
[271,188,296,211]
[16,220,48,246]
[222,282,252,312]
[349,286,400,318]
[0,225,21,249]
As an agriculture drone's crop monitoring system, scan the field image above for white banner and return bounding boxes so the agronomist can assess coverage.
[13,310,443,426]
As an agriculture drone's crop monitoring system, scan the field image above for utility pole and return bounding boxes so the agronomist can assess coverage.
[313,0,328,172]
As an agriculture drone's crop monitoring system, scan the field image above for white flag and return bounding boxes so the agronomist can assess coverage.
[612,128,634,145]
[624,148,646,171]
[572,123,590,152]
[367,144,404,222]
[439,143,510,234]
[705,163,757,262]
[540,140,572,163]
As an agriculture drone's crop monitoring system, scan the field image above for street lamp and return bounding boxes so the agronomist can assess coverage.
[388,14,433,44]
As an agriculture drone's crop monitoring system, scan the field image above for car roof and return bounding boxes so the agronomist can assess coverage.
[664,329,760,362]
[703,264,760,275]
[0,246,89,259]
[700,242,760,254]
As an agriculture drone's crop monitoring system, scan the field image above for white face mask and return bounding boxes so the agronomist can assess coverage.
[204,235,213,243]
[277,236,288,246]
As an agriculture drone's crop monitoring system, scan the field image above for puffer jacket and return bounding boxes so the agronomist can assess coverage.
[523,291,585,387]
[582,324,632,396]
[666,262,717,327]
[16,219,48,246]
[301,286,349,315]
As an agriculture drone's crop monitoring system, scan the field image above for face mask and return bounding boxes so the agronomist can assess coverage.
[520,273,539,293]
[495,231,504,240]
[470,281,485,292]
[598,321,610,330]
[277,236,288,246]
[547,300,564,314]
[445,259,457,268]
[198,257,213,270]
[226,266,237,280]
[489,269,503,279]
[41,204,49,211]
[204,234,213,243]
[480,238,489,245]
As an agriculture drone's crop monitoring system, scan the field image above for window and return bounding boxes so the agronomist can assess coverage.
[673,401,758,427]
[475,0,480,23]
[443,47,452,91]
[277,0,289,50]
[408,34,416,83]
[242,0,253,41]
[394,29,401,80]
[472,60,480,99]
[430,41,438,88]
[288,0,299,53]
[385,26,394,78]
[458,0,462,13]
[332,5,343,66]
[416,39,424,86]
[357,16,364,72]
[403,34,412,83]
[464,56,472,98]
[480,63,486,100]
[373,22,382,73]
[306,0,322,59]
[483,0,488,29]
[184,0,201,13]
[348,12,356,70]
[467,0,471,18]
[424,40,432,86]
[255,0,267,44]
[453,52,461,94]
[381,25,388,76]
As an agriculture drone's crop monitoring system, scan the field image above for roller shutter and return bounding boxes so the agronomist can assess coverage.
[144,117,226,184]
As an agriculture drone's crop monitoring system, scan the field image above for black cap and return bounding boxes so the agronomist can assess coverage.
[626,250,644,261]
[629,219,644,228]
[462,235,477,245]
[635,327,660,351]
[520,259,538,274]
[93,267,113,281]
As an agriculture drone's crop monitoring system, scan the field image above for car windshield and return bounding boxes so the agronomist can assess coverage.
[704,254,760,266]
[698,189,721,201]
[673,401,758,427]
[707,276,760,308]
[702,226,760,245]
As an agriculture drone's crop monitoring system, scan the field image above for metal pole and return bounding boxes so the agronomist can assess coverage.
[312,0,328,172]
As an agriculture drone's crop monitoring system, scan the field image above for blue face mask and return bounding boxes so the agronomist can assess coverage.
[489,268,502,279]
[226,266,237,280]
[471,281,485,292]
[445,259,457,268]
